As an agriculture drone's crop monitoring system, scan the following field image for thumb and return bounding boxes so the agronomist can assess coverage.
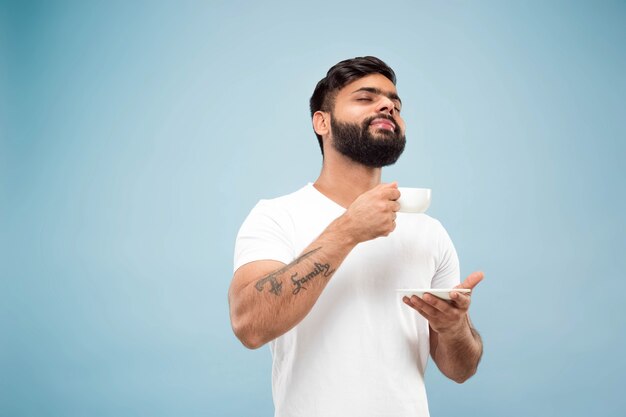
[455,271,484,290]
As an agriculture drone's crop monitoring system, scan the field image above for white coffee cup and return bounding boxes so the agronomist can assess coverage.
[397,187,431,213]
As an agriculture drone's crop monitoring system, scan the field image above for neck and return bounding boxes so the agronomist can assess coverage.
[313,151,382,208]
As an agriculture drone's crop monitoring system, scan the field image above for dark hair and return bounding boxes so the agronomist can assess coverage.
[309,56,397,155]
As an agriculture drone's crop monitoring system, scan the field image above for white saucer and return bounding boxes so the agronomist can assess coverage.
[397,288,471,301]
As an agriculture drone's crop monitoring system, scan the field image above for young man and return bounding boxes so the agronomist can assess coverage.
[229,56,483,417]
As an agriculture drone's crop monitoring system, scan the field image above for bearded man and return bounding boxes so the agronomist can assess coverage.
[228,56,483,417]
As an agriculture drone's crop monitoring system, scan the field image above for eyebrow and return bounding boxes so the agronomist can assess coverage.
[351,87,402,105]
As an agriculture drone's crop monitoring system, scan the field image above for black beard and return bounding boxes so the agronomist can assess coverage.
[330,114,406,168]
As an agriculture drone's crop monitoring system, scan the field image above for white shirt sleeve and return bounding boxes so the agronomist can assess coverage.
[430,221,461,288]
[233,199,295,272]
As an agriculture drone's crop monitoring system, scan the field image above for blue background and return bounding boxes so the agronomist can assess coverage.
[3,1,625,416]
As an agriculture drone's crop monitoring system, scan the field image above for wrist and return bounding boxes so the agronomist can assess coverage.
[325,214,359,249]
[436,315,472,340]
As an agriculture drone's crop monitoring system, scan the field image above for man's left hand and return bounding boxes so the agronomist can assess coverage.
[402,271,484,335]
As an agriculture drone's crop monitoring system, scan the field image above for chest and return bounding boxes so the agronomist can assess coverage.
[291,216,439,292]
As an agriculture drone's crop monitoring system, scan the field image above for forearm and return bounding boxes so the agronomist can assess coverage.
[432,316,483,383]
[229,216,357,349]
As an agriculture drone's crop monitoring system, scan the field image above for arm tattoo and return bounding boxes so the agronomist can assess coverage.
[291,263,335,294]
[255,247,327,296]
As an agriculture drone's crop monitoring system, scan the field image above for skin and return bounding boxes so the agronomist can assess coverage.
[228,73,482,383]
[404,271,484,383]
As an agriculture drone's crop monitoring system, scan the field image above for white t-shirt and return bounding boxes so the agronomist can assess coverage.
[234,184,460,417]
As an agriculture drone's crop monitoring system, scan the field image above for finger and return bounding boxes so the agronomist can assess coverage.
[422,293,451,313]
[455,271,484,290]
[378,181,398,190]
[388,219,397,234]
[404,296,435,320]
[391,188,401,201]
[388,201,400,212]
[383,187,401,201]
[449,291,471,309]
[411,294,443,317]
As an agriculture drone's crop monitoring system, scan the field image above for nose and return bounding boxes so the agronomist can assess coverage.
[377,96,398,115]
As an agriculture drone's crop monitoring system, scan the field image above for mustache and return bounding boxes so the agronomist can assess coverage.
[365,113,396,124]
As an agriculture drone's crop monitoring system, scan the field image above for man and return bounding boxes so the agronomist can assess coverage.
[229,56,483,417]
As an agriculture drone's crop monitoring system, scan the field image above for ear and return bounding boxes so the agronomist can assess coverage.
[312,111,330,137]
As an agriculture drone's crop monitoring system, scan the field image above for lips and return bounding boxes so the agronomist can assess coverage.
[370,118,396,131]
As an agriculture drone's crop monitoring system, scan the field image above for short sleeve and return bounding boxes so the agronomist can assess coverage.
[233,199,295,272]
[430,221,460,288]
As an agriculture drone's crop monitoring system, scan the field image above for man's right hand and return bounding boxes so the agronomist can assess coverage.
[339,182,401,243]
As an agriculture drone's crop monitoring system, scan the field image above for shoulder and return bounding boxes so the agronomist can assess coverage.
[243,184,313,225]
[234,187,311,270]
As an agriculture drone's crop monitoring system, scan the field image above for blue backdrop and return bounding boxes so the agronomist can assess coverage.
[3,1,625,416]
